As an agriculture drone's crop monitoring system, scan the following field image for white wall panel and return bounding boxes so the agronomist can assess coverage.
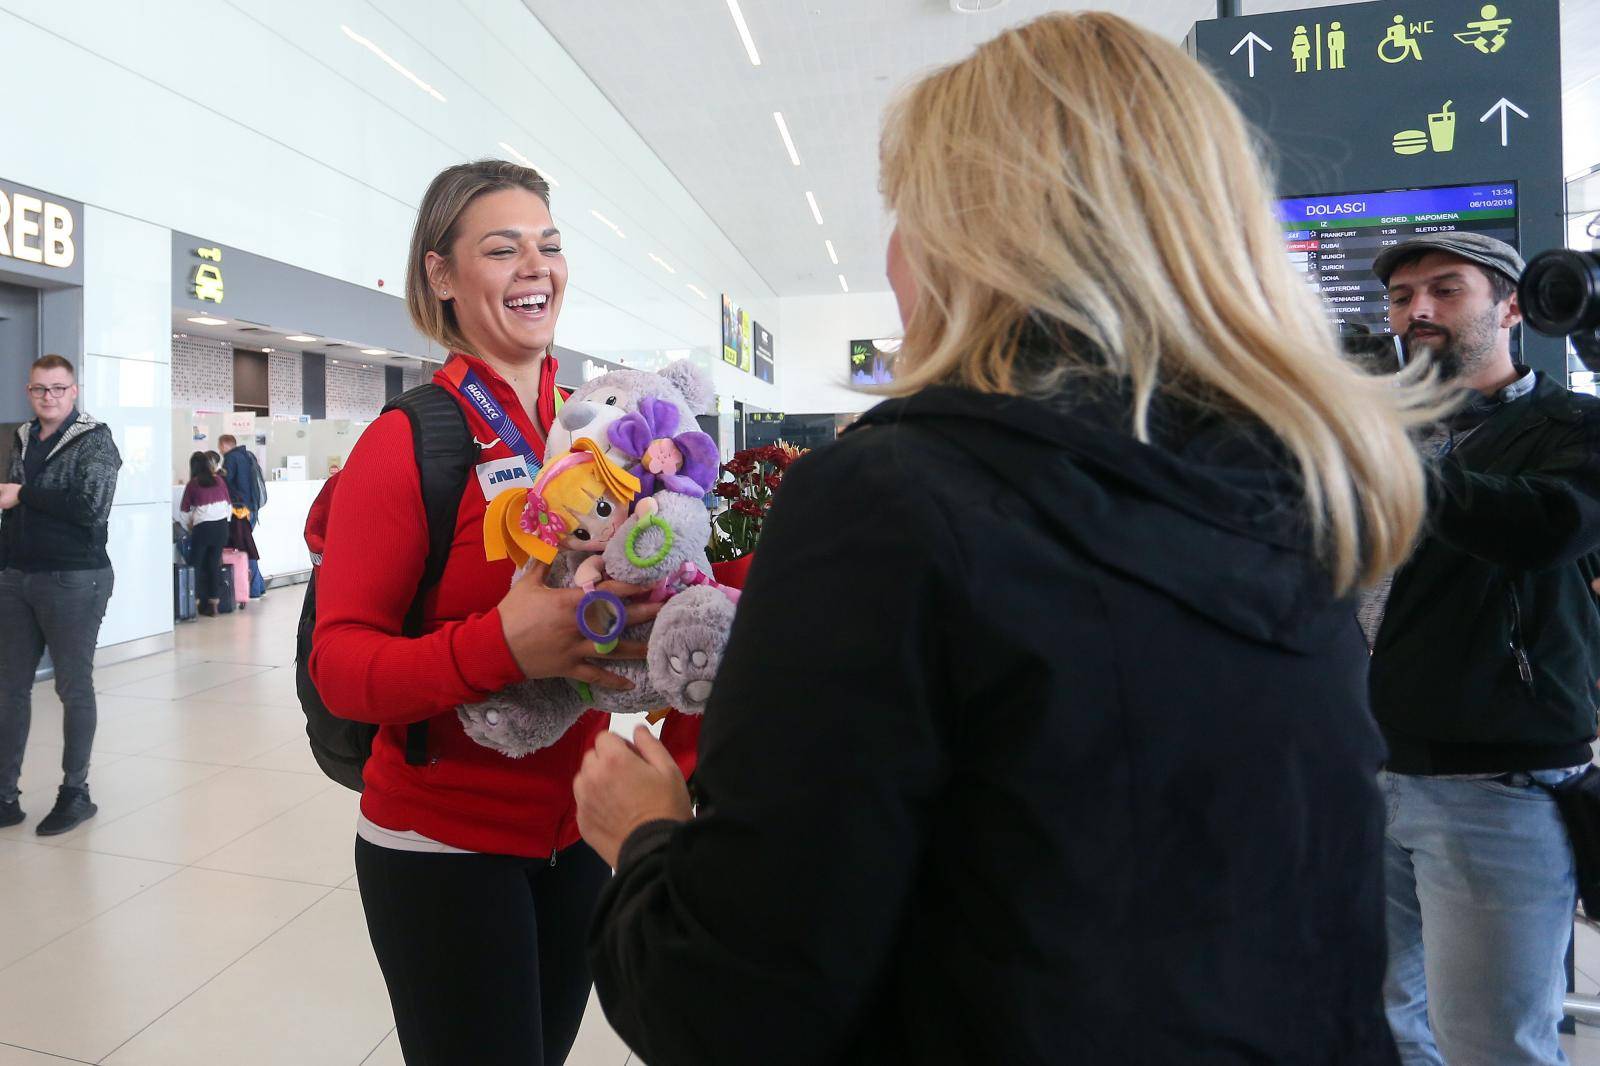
[81,209,172,365]
[776,292,902,415]
[82,354,171,509]
[76,204,174,648]
[1569,81,1600,180]
[99,501,175,648]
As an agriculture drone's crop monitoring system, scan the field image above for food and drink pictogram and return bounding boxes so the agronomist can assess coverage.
[1392,100,1455,155]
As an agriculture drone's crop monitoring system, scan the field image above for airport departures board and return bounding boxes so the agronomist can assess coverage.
[1279,182,1518,334]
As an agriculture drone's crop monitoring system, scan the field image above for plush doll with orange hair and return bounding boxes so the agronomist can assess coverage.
[457,363,739,758]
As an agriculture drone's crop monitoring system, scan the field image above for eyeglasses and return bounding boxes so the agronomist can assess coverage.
[26,385,72,399]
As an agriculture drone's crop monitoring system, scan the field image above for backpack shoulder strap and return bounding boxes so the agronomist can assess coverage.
[383,383,477,628]
[381,383,477,768]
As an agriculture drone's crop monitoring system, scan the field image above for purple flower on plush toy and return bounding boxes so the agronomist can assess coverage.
[607,397,719,498]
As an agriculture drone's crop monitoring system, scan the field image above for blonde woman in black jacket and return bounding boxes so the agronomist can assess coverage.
[574,13,1442,1065]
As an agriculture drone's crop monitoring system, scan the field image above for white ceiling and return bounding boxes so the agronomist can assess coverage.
[522,0,1600,297]
[523,0,1213,297]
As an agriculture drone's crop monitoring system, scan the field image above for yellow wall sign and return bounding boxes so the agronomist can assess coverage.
[0,189,76,269]
[192,246,224,303]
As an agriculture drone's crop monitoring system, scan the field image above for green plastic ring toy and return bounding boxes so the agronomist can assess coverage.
[625,513,675,569]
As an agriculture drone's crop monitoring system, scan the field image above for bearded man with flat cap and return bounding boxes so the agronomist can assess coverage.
[1368,231,1600,1066]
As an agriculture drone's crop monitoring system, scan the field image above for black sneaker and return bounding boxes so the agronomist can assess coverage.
[0,798,22,828]
[36,786,96,836]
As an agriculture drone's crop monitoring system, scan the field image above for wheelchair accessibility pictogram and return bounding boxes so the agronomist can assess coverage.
[1379,14,1427,63]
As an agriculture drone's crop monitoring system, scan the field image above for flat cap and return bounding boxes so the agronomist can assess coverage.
[1372,231,1525,287]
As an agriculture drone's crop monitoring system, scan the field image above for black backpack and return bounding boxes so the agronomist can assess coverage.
[295,384,476,791]
[246,446,269,511]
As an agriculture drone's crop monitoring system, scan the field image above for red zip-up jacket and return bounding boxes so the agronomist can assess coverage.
[310,352,699,857]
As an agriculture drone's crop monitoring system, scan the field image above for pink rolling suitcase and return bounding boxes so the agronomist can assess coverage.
[221,548,251,609]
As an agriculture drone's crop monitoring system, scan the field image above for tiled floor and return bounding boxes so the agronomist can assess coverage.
[6,585,1600,1064]
[0,585,635,1066]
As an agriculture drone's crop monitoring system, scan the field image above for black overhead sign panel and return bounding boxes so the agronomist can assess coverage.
[1191,0,1566,373]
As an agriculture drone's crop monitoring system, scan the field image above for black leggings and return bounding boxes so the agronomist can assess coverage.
[354,836,612,1066]
[190,519,228,603]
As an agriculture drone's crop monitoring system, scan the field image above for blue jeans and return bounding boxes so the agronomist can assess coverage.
[1382,769,1579,1066]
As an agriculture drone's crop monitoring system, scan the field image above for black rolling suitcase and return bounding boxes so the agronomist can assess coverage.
[173,564,197,621]
[216,566,237,614]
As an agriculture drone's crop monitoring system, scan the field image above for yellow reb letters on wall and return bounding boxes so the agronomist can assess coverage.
[192,246,225,303]
[0,189,77,269]
[41,202,74,267]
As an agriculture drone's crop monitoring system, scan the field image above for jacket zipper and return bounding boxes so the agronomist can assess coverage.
[1507,584,1535,687]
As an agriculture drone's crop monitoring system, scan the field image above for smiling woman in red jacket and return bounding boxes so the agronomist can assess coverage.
[310,160,695,1066]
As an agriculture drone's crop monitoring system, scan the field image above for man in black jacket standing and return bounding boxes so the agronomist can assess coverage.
[1369,234,1600,1066]
[218,433,265,597]
[0,355,121,835]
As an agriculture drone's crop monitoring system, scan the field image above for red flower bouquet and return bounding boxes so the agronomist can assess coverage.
[707,442,804,575]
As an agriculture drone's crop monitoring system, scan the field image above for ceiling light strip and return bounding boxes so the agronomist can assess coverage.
[825,239,838,265]
[341,25,446,102]
[686,284,708,300]
[589,210,627,239]
[725,0,762,66]
[648,253,677,275]
[773,112,801,166]
[806,191,824,225]
[498,142,560,186]
[838,274,850,293]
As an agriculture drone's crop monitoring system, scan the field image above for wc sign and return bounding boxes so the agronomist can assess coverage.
[0,183,76,271]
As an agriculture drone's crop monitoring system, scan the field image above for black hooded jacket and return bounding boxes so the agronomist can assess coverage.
[590,386,1397,1065]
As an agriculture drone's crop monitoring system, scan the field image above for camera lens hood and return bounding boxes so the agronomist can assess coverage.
[1519,249,1600,336]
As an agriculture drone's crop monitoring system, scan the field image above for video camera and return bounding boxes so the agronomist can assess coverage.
[1519,249,1600,371]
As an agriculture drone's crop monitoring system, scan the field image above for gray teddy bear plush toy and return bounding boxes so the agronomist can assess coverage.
[457,361,739,757]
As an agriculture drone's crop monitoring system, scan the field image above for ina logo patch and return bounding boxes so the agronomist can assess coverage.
[475,456,529,501]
